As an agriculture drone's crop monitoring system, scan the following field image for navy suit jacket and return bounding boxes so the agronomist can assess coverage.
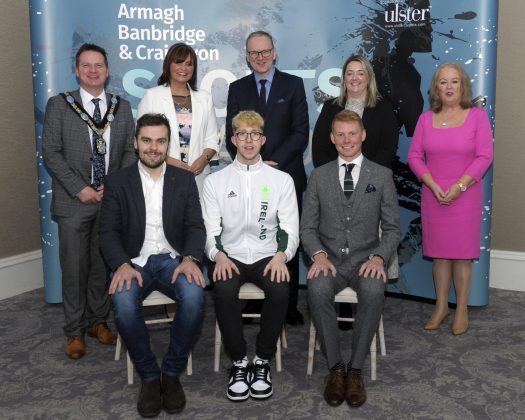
[99,163,206,272]
[226,68,309,191]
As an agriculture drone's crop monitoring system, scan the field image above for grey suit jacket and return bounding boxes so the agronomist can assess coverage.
[43,90,136,217]
[301,157,400,271]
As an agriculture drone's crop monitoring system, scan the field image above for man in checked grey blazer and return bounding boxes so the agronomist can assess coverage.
[43,43,136,359]
[301,110,400,408]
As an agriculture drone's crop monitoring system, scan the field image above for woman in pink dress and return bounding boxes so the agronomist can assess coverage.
[407,63,493,335]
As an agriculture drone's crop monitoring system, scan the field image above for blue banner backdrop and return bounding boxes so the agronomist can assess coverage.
[29,0,497,304]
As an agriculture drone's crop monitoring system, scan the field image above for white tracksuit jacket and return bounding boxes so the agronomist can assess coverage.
[202,157,299,264]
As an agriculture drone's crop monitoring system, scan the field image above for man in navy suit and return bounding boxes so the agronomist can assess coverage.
[226,31,309,325]
[99,114,206,417]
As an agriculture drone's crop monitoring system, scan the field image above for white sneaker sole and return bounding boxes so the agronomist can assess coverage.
[227,390,250,402]
[249,388,273,400]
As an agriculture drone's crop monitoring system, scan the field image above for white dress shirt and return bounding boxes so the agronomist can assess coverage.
[337,153,364,191]
[132,162,179,267]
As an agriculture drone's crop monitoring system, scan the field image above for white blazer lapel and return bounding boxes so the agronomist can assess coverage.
[160,86,181,159]
[188,88,203,164]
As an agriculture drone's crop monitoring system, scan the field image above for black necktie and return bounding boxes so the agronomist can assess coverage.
[91,98,105,189]
[344,163,355,199]
[259,79,267,111]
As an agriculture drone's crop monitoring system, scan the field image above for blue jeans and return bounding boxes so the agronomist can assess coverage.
[111,254,204,381]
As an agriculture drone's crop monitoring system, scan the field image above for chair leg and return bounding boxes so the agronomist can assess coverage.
[275,337,282,372]
[281,326,288,349]
[187,352,193,376]
[115,334,122,361]
[127,351,134,385]
[214,320,221,372]
[307,320,316,375]
[378,315,386,356]
[370,333,377,381]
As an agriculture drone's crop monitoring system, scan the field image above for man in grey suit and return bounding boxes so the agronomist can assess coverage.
[301,110,400,408]
[43,43,136,359]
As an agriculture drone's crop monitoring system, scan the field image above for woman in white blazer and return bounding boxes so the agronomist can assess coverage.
[137,43,220,193]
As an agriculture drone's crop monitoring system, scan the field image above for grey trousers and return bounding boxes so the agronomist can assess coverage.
[57,204,110,336]
[307,267,385,370]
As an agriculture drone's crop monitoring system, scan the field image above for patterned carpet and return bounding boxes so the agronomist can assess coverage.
[1,287,524,420]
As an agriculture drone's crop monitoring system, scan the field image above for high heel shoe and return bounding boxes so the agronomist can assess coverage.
[424,310,449,330]
[452,310,468,336]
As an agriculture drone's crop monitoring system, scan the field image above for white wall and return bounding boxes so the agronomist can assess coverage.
[0,251,43,300]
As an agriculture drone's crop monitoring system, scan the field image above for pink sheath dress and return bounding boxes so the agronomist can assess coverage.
[407,108,493,259]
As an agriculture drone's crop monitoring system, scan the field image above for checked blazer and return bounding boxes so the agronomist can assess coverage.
[43,89,136,217]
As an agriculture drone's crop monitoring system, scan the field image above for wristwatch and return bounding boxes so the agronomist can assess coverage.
[457,182,467,192]
[182,255,199,264]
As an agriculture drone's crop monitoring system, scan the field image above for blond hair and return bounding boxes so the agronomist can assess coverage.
[335,55,380,108]
[232,110,265,132]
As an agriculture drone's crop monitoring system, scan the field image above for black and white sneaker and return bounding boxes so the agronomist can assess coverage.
[249,359,273,399]
[227,359,250,401]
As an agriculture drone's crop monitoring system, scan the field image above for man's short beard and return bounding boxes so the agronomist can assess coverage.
[139,154,165,169]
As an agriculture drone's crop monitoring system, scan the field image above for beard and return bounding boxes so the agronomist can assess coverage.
[138,151,166,169]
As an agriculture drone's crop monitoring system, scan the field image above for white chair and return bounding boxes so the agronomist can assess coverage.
[214,282,287,372]
[115,290,193,385]
[307,286,386,380]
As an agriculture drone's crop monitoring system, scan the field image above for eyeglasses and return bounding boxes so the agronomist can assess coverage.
[247,48,273,59]
[235,131,263,141]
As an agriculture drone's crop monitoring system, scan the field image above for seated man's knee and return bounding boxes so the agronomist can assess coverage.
[213,279,241,301]
[175,278,205,306]
[307,275,336,305]
[358,277,385,302]
[187,284,205,308]
[265,281,289,305]
[111,285,142,320]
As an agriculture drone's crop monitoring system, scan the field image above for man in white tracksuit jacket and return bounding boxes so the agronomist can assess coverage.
[202,111,299,402]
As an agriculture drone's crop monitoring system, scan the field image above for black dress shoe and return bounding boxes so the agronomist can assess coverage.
[137,379,162,418]
[286,307,304,326]
[324,369,346,407]
[162,374,186,414]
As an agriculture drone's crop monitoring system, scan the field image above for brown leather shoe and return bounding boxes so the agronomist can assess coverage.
[65,336,85,359]
[324,369,346,406]
[87,322,117,345]
[345,370,367,407]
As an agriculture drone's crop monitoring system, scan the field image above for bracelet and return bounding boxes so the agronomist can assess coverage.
[203,153,211,163]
